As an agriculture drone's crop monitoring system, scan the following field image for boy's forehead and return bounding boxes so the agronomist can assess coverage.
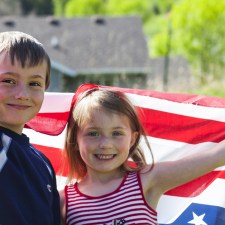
[0,51,11,63]
[0,51,22,66]
[0,52,47,76]
[0,49,46,67]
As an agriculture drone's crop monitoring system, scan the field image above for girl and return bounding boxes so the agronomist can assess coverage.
[60,86,225,225]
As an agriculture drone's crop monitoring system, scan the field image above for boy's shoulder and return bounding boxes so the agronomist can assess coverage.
[29,145,54,179]
[0,128,55,180]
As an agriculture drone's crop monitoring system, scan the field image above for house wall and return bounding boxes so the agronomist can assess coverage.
[146,57,192,92]
[47,68,63,92]
[62,73,148,92]
[48,61,192,93]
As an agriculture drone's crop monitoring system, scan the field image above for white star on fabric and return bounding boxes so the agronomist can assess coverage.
[188,212,208,225]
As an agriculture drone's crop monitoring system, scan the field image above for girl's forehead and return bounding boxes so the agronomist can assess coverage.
[86,109,129,124]
[81,107,109,120]
[78,107,114,121]
[75,99,126,123]
[87,107,116,117]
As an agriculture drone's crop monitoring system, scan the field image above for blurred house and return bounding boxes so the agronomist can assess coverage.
[147,56,192,92]
[0,0,21,16]
[0,16,149,92]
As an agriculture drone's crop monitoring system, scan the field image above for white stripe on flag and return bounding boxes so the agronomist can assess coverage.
[126,93,225,122]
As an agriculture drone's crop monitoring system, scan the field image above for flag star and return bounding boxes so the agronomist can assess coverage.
[188,212,208,225]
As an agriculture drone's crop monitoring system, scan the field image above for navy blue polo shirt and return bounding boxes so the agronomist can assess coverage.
[0,127,60,225]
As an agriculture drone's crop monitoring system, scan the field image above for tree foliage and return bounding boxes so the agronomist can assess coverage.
[65,0,105,16]
[52,0,69,15]
[152,0,225,82]
[103,0,151,23]
[172,0,225,81]
[64,0,153,22]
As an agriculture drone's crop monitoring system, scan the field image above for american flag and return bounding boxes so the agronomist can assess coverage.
[24,83,225,224]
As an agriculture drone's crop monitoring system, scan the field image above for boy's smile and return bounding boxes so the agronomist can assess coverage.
[0,52,47,134]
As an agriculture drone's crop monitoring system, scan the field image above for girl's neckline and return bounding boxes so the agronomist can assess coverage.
[74,172,129,198]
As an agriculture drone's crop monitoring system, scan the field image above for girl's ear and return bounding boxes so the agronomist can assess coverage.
[74,143,79,151]
[130,131,138,147]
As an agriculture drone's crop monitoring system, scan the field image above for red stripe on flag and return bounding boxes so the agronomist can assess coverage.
[33,144,68,176]
[166,170,225,197]
[138,107,225,144]
[25,112,70,135]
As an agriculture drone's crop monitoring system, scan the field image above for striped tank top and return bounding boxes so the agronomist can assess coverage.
[65,172,157,225]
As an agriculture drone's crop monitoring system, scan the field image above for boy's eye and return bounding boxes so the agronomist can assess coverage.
[2,79,15,84]
[30,81,41,87]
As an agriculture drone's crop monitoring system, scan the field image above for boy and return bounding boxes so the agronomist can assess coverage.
[0,31,60,225]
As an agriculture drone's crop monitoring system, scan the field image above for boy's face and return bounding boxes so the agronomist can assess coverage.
[0,51,47,134]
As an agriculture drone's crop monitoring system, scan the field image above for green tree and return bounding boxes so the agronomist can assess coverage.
[65,0,106,16]
[152,0,225,83]
[52,0,69,15]
[62,0,176,23]
[104,0,151,23]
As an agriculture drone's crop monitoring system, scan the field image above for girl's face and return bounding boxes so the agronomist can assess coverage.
[77,109,138,176]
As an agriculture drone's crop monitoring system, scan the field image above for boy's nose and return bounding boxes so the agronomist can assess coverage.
[15,84,30,100]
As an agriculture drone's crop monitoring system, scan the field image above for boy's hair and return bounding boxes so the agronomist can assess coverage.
[0,31,51,89]
[65,88,154,182]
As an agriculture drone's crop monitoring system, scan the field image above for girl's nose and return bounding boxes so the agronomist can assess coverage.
[99,136,112,149]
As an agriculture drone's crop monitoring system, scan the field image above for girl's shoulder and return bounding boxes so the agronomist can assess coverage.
[139,164,159,192]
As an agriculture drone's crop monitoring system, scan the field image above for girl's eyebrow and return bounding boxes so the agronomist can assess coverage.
[112,126,127,129]
[86,126,127,130]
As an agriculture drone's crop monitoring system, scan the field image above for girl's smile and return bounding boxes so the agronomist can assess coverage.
[94,154,116,160]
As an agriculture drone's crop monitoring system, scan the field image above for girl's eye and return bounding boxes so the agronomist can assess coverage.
[87,131,99,137]
[112,131,123,136]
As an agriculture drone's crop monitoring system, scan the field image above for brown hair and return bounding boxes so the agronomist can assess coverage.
[0,31,51,89]
[65,87,154,182]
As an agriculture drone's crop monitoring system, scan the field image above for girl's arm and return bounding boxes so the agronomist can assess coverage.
[141,139,225,208]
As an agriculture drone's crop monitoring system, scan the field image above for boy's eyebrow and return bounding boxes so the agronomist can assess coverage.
[0,71,19,76]
[0,72,45,79]
[30,74,45,79]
